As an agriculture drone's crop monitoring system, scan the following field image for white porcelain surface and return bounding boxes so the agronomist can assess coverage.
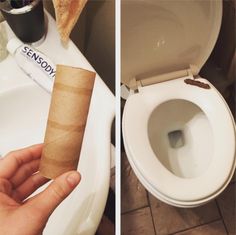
[121,0,222,87]
[123,77,236,205]
[0,85,50,153]
[148,99,213,179]
[0,12,115,235]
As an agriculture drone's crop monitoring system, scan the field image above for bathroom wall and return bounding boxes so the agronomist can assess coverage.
[0,12,3,22]
[82,0,115,94]
[200,0,235,117]
[44,0,115,94]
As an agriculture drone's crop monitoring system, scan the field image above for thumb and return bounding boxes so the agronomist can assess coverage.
[26,171,81,219]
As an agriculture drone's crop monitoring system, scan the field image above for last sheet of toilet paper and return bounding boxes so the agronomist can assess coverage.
[52,0,88,44]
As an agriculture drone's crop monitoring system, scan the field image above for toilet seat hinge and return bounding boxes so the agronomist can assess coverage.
[129,68,195,91]
[128,78,142,92]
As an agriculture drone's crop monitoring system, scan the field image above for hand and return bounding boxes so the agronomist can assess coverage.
[0,144,81,235]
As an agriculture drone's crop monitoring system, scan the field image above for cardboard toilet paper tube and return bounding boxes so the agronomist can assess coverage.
[39,65,96,179]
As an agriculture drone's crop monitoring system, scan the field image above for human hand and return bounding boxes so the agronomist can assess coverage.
[0,144,81,235]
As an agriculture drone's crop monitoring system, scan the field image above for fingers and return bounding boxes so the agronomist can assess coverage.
[0,144,43,179]
[0,178,12,195]
[12,173,49,202]
[25,171,81,220]
[0,179,19,208]
[0,192,19,208]
[10,159,40,188]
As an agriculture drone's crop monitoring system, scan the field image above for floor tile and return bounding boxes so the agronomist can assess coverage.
[175,220,227,235]
[149,194,221,235]
[121,152,148,213]
[231,170,236,183]
[121,207,155,235]
[96,215,115,235]
[217,183,236,235]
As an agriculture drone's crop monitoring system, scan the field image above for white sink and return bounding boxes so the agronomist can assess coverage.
[0,85,50,156]
[0,12,115,235]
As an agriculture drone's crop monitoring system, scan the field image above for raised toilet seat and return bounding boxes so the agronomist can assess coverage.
[123,76,236,205]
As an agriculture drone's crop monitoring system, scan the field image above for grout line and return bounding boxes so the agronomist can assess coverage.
[215,199,229,234]
[168,218,223,235]
[121,205,150,215]
[147,191,158,235]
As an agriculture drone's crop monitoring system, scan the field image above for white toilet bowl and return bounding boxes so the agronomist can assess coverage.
[122,0,236,207]
[123,77,236,207]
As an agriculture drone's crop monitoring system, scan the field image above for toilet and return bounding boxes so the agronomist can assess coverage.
[122,0,236,207]
[0,12,115,234]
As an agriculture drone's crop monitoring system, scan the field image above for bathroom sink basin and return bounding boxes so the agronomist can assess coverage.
[0,42,45,155]
[0,12,115,235]
[0,84,50,156]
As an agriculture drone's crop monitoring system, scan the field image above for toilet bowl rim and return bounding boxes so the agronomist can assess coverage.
[127,145,236,207]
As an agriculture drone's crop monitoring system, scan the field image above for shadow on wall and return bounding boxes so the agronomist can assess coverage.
[200,0,235,118]
[0,12,4,22]
[44,0,115,94]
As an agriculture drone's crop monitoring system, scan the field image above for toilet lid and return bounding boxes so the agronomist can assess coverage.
[123,77,236,202]
[121,0,222,88]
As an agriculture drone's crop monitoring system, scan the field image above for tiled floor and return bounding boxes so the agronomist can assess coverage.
[121,153,236,235]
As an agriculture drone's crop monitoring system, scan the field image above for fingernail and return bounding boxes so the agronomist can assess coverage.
[67,172,80,187]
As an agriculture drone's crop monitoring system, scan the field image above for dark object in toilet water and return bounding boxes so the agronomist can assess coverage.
[184,79,211,89]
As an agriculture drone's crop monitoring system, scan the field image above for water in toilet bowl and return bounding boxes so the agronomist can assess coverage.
[148,99,214,179]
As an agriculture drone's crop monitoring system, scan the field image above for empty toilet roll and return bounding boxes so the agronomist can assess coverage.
[39,64,96,179]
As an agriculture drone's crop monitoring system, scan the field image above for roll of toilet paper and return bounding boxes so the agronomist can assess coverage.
[39,64,96,179]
